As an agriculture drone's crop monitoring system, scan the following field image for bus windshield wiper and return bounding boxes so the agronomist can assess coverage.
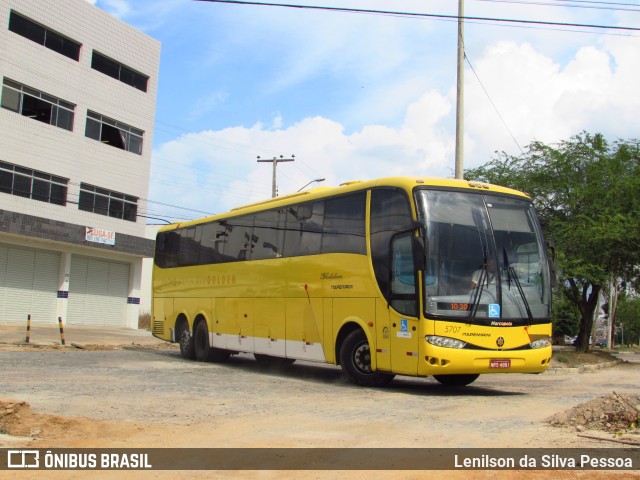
[503,247,533,324]
[469,254,488,319]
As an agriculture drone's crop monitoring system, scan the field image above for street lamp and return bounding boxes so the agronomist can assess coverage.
[297,178,325,192]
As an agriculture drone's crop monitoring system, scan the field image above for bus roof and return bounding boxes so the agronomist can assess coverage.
[160,176,529,232]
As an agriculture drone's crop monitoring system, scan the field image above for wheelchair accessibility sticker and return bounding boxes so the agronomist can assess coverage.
[397,319,412,338]
[488,304,501,318]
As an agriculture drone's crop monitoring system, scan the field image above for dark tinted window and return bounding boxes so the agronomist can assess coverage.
[223,216,255,261]
[370,188,414,300]
[155,231,180,268]
[9,11,45,44]
[21,94,53,124]
[9,11,80,61]
[85,111,143,155]
[2,79,75,131]
[91,53,120,79]
[322,192,366,254]
[0,161,68,205]
[92,51,149,92]
[252,209,286,260]
[155,192,367,268]
[283,202,323,257]
[78,183,137,222]
[199,221,233,264]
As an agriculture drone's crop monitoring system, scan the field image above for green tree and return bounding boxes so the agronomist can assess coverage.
[552,294,580,338]
[466,132,640,352]
[616,296,640,345]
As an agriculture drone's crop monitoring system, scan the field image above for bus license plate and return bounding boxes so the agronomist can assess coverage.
[490,359,511,369]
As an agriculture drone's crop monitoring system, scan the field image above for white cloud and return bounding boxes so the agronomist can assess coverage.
[148,33,639,221]
[134,0,640,222]
[149,90,455,219]
[463,37,640,167]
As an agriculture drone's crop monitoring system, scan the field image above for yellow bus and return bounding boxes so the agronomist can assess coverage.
[152,177,553,387]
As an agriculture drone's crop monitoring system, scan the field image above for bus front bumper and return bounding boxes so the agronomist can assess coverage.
[417,344,552,376]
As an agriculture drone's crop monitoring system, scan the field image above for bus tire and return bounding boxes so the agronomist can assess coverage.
[339,329,394,387]
[194,321,230,363]
[433,374,479,386]
[177,320,195,360]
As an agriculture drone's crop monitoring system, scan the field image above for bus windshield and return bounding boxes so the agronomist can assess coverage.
[415,189,551,325]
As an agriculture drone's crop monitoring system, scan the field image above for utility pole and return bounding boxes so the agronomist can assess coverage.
[454,0,465,180]
[257,155,295,198]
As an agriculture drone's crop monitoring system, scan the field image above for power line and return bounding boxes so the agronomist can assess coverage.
[195,0,640,32]
[472,0,640,13]
[463,52,525,155]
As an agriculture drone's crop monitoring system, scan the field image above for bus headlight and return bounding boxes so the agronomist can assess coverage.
[426,336,467,349]
[529,337,552,349]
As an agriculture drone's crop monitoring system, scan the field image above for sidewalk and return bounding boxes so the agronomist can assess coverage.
[0,323,167,347]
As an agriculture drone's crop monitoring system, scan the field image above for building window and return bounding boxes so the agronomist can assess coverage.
[78,183,138,222]
[1,78,75,131]
[85,111,143,155]
[0,161,68,206]
[8,11,81,61]
[91,51,149,92]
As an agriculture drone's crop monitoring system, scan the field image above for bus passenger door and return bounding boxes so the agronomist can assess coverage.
[388,232,420,375]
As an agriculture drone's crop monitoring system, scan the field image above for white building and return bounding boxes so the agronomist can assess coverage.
[0,0,160,328]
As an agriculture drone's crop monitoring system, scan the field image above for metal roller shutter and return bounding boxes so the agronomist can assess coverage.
[68,257,129,326]
[0,244,59,324]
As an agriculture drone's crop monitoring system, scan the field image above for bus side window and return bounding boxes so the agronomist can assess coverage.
[199,221,228,264]
[253,209,286,260]
[322,192,366,255]
[283,202,323,257]
[155,231,180,268]
[370,188,414,302]
[390,232,418,317]
[178,226,201,266]
[224,215,255,261]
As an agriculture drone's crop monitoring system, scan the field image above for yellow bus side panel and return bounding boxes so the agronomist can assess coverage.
[152,297,173,341]
[285,298,325,362]
[323,298,334,364]
[215,297,254,351]
[374,298,391,371]
[254,298,286,356]
[389,309,420,376]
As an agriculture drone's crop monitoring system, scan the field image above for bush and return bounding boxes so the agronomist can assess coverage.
[138,311,151,330]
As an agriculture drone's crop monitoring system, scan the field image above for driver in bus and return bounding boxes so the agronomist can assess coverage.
[470,257,498,289]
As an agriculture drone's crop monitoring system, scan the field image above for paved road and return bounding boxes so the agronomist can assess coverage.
[1,345,638,450]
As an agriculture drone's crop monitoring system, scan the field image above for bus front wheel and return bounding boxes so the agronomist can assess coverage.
[194,321,230,363]
[339,329,394,387]
[433,374,479,386]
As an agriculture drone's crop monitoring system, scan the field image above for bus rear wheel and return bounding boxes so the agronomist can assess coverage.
[194,321,230,363]
[433,374,479,386]
[339,329,394,387]
[177,321,195,360]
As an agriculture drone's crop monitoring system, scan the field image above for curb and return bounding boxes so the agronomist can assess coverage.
[544,359,623,374]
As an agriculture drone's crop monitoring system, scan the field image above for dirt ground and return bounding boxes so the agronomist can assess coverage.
[1,344,638,480]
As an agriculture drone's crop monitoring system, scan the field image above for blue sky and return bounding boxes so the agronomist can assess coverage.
[89,0,640,221]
